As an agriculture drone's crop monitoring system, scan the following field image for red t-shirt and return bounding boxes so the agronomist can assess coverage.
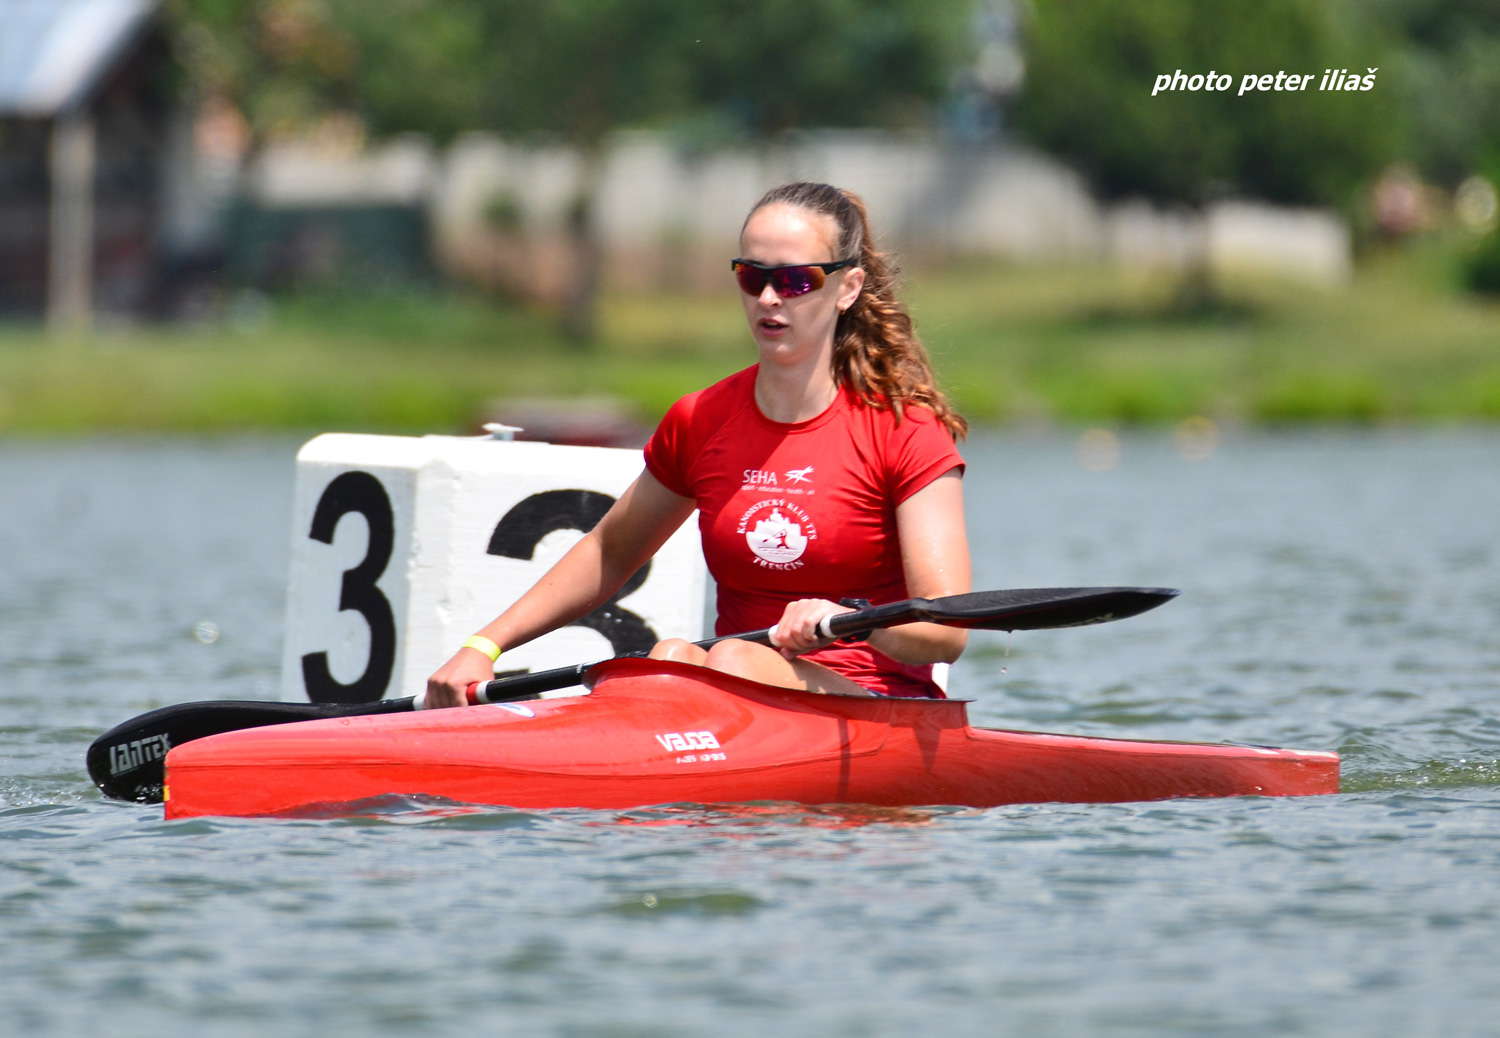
[644,366,965,697]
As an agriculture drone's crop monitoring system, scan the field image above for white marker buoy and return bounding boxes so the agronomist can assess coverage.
[280,432,709,704]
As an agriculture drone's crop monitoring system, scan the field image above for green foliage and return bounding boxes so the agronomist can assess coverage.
[343,0,698,147]
[483,190,524,234]
[166,0,362,135]
[160,0,977,341]
[166,0,974,146]
[1252,372,1389,422]
[1466,226,1500,294]
[1460,155,1500,295]
[1366,0,1500,185]
[683,0,971,136]
[1015,0,1401,206]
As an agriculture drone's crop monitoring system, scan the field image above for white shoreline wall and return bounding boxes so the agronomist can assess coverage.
[249,130,1351,294]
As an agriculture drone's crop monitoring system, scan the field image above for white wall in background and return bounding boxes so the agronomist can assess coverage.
[248,130,1352,288]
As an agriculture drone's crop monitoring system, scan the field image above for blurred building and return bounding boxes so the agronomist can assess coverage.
[245,130,1351,304]
[424,132,1351,300]
[0,0,218,327]
[227,125,433,292]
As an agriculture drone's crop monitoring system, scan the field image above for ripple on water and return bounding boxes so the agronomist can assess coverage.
[3,434,1500,1034]
[1341,757,1500,793]
[602,890,766,917]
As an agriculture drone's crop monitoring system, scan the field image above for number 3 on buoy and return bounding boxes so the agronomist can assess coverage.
[299,471,398,704]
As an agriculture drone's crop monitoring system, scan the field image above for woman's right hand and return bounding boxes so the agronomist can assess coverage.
[424,647,496,709]
[771,598,853,658]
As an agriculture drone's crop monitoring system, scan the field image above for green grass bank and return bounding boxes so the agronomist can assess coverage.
[3,245,1498,435]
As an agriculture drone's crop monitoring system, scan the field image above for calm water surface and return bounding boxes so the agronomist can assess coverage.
[2,431,1498,1036]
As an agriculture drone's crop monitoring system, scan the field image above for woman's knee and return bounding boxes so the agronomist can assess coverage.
[649,638,707,665]
[702,640,873,696]
[702,638,778,674]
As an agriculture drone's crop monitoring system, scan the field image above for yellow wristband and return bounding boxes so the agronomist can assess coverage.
[462,635,502,662]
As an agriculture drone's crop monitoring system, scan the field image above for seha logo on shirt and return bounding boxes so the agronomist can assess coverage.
[737,498,818,569]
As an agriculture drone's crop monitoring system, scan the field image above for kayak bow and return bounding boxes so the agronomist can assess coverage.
[160,659,1339,818]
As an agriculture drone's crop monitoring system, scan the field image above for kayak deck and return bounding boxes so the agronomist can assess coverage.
[162,659,1340,818]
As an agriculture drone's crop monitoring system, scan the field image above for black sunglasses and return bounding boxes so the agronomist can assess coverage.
[731,258,857,298]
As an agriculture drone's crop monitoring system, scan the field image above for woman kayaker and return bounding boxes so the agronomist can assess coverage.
[425,181,970,706]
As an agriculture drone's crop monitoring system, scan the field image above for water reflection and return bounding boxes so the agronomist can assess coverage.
[607,802,946,830]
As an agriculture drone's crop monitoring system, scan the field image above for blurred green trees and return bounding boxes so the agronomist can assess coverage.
[1462,155,1500,293]
[165,0,970,336]
[1469,229,1500,293]
[345,0,967,335]
[167,0,968,143]
[1371,0,1500,186]
[166,0,361,135]
[166,0,1500,209]
[1015,0,1401,206]
[164,0,1500,308]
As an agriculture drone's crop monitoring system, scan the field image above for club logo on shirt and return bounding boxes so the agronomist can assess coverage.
[738,498,818,569]
[740,466,814,492]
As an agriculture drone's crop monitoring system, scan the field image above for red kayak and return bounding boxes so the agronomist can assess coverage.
[162,658,1340,818]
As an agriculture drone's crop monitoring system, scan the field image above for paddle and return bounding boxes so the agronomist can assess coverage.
[87,585,1177,802]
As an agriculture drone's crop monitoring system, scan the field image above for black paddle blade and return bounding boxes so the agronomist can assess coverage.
[924,586,1179,629]
[830,587,1180,636]
[87,698,414,803]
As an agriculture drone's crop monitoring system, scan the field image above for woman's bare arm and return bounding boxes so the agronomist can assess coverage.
[866,468,971,664]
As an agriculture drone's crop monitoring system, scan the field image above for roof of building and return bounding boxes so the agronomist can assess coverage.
[0,0,157,117]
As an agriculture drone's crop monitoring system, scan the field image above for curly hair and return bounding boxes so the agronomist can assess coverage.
[745,182,967,440]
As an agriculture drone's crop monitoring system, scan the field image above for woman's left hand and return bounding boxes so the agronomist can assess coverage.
[771,599,855,659]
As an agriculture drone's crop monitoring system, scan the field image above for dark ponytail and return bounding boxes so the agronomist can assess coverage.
[745,182,967,440]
